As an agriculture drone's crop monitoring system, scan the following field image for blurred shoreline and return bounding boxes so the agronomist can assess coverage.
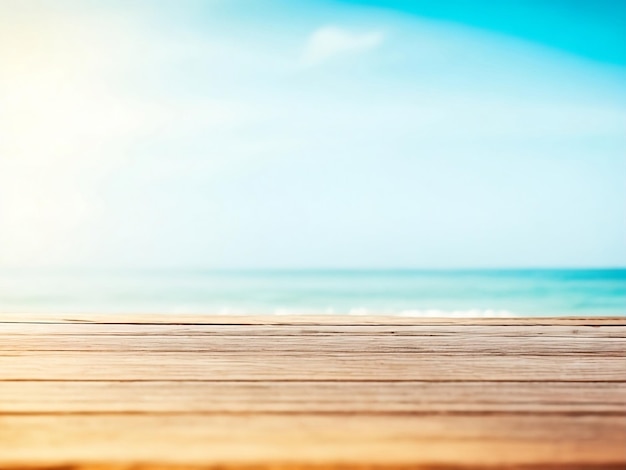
[1,269,624,317]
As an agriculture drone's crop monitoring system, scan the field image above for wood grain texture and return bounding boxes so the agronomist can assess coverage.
[2,352,625,381]
[3,322,626,337]
[3,334,625,355]
[1,315,625,469]
[2,414,626,467]
[3,313,625,325]
[2,381,625,413]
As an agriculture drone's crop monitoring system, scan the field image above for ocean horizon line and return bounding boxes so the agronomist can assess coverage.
[2,267,625,275]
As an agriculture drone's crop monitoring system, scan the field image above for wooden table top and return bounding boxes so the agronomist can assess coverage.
[1,314,625,469]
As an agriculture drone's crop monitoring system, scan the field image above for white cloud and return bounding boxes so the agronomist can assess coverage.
[301,26,384,67]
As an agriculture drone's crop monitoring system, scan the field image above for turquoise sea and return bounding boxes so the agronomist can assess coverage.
[0,269,624,316]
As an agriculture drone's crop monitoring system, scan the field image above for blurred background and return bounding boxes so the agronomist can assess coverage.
[1,0,624,315]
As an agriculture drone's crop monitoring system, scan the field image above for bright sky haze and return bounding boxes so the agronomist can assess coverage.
[0,0,624,269]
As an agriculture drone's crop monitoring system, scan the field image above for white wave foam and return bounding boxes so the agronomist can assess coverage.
[394,309,516,318]
[211,307,519,317]
[345,308,517,317]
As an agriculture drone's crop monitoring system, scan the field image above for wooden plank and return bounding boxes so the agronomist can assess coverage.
[3,322,626,338]
[1,313,625,325]
[1,316,624,469]
[2,334,624,355]
[1,414,625,468]
[1,352,624,381]
[2,381,625,414]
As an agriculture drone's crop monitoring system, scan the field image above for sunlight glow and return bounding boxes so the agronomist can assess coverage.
[0,0,624,269]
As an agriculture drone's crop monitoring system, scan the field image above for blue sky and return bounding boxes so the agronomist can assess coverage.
[0,0,624,268]
[343,0,626,64]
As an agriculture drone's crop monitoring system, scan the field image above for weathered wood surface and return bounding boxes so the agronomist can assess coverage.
[2,313,623,325]
[1,315,625,469]
[2,381,625,413]
[4,334,626,354]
